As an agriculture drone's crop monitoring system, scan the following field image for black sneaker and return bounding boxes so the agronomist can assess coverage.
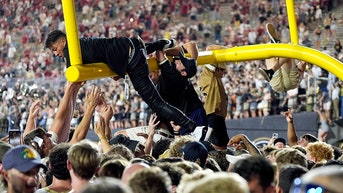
[258,68,274,82]
[266,23,280,43]
[146,39,177,54]
[155,39,177,51]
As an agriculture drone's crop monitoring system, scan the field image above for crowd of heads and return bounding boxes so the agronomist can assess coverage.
[0,0,343,192]
[1,124,343,193]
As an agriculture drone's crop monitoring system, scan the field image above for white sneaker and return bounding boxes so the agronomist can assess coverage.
[191,126,213,141]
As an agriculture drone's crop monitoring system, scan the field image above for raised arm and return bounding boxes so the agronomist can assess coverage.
[23,100,41,137]
[69,86,101,144]
[96,101,114,141]
[285,109,298,146]
[49,81,85,143]
[144,114,160,155]
[94,116,112,153]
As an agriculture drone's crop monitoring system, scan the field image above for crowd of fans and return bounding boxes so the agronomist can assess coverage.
[0,0,343,135]
[0,1,343,193]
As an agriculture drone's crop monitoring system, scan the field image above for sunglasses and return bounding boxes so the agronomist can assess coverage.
[217,68,225,72]
[290,178,337,193]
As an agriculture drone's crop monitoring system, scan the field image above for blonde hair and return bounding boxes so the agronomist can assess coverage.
[306,141,334,162]
[182,172,249,193]
[68,140,101,180]
[169,135,195,157]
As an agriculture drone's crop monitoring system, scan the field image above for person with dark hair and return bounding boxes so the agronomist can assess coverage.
[154,41,208,130]
[155,162,186,191]
[208,150,230,171]
[98,158,130,179]
[151,138,173,159]
[36,143,71,193]
[45,30,199,135]
[276,164,308,193]
[204,157,222,171]
[230,156,275,193]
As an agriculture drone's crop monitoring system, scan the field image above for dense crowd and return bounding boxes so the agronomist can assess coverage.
[0,1,343,193]
[0,0,343,135]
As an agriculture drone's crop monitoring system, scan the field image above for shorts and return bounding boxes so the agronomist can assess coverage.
[130,112,138,121]
[250,101,257,110]
[270,66,300,93]
[319,119,330,132]
[243,102,250,111]
[323,101,331,111]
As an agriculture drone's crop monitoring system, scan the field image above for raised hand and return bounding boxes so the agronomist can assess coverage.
[148,113,160,136]
[28,100,41,119]
[94,118,106,140]
[85,86,102,110]
[284,109,293,123]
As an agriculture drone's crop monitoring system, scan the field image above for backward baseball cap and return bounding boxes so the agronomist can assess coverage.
[178,52,197,78]
[3,145,46,172]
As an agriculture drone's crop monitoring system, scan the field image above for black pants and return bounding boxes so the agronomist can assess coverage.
[126,38,196,132]
[207,114,229,147]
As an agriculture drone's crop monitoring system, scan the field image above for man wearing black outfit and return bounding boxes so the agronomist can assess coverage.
[154,42,208,135]
[45,30,197,134]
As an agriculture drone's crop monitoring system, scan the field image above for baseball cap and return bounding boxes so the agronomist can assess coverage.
[210,62,227,70]
[274,137,287,146]
[180,141,208,167]
[177,52,197,78]
[109,134,139,154]
[2,145,46,172]
[226,150,251,164]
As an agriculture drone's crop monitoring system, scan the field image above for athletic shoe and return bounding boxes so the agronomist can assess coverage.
[258,68,274,82]
[191,126,213,141]
[156,39,177,51]
[266,23,280,43]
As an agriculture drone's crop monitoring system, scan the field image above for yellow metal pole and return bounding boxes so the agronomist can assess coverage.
[61,0,82,65]
[286,0,299,44]
[66,44,343,82]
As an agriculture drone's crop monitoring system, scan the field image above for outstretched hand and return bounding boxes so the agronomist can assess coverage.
[148,114,160,135]
[97,104,114,122]
[85,86,102,110]
[94,118,106,140]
